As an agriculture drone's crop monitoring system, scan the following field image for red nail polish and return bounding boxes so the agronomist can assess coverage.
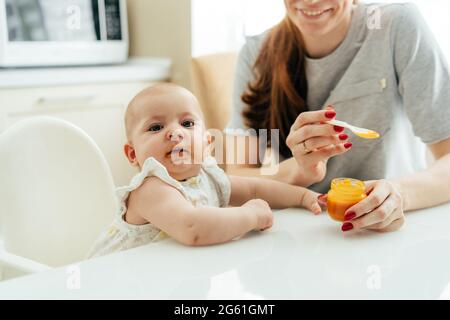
[342,223,354,232]
[339,134,348,141]
[334,125,345,133]
[344,211,356,221]
[325,111,336,119]
[344,142,353,149]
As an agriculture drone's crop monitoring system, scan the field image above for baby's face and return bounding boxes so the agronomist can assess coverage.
[126,87,209,180]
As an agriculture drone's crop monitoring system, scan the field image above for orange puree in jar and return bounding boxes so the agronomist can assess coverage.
[327,178,367,222]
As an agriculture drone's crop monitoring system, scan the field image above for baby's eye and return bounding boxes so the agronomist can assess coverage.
[148,124,163,132]
[181,120,195,128]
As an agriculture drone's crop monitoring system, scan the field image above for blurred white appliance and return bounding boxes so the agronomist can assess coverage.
[0,0,128,67]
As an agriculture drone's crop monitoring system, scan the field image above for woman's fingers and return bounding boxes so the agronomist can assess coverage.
[294,143,351,164]
[344,181,391,221]
[318,194,328,208]
[287,106,351,169]
[306,134,349,150]
[287,123,346,149]
[374,217,405,233]
[367,210,401,232]
[340,180,405,233]
[290,107,336,132]
[347,194,398,230]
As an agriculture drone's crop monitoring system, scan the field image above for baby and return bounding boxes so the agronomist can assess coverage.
[88,84,321,258]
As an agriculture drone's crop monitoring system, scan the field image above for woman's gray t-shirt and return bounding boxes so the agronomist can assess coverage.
[228,2,450,193]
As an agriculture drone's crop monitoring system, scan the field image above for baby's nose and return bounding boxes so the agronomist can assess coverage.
[166,128,184,142]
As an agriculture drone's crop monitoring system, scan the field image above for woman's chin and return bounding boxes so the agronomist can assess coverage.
[298,21,333,37]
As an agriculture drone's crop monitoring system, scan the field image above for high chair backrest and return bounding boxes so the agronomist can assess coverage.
[190,52,238,131]
[0,117,117,267]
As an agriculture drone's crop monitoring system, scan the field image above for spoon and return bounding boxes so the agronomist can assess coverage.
[327,119,380,139]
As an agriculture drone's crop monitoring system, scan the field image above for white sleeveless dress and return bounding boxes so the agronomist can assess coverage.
[87,156,231,258]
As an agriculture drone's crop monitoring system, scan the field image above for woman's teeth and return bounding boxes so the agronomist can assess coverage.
[300,9,330,16]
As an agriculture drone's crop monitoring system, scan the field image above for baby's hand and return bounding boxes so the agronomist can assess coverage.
[301,189,323,215]
[243,199,273,231]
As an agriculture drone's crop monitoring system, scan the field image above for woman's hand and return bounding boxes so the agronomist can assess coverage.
[286,106,352,186]
[341,180,405,233]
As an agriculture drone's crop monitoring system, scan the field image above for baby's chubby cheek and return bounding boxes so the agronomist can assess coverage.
[137,144,164,165]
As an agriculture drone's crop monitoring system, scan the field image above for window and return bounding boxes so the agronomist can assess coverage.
[191,0,284,56]
[192,0,450,60]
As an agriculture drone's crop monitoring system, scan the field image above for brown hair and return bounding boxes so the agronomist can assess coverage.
[241,17,309,159]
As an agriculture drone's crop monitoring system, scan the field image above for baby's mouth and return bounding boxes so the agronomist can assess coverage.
[165,147,190,159]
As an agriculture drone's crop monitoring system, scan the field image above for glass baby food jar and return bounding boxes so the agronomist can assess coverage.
[327,178,367,222]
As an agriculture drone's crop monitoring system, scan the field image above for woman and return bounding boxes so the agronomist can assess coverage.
[226,0,450,232]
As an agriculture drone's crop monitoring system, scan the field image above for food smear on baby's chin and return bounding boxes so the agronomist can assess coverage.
[165,149,186,158]
[166,149,192,165]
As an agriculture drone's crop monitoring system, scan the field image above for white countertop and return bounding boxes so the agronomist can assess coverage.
[0,57,171,89]
[1,203,450,299]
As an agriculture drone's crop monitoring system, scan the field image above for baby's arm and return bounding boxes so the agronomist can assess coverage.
[127,177,273,246]
[229,176,322,214]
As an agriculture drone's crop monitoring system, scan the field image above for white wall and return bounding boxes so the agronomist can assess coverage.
[128,0,192,88]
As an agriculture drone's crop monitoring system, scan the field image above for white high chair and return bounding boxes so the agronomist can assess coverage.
[0,117,117,274]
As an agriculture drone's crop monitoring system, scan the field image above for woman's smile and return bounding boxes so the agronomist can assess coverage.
[297,7,334,20]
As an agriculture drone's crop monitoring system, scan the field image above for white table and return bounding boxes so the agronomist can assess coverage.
[0,204,450,299]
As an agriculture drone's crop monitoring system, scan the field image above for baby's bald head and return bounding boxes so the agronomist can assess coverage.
[124,83,203,141]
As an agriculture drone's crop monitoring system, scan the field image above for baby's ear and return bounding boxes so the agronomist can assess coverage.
[206,130,213,145]
[202,130,214,158]
[124,143,139,167]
